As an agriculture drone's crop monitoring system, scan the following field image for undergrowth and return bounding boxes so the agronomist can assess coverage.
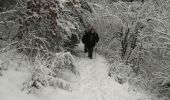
[22,52,79,93]
[93,0,170,98]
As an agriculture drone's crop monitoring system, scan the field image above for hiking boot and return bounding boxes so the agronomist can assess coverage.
[88,56,93,59]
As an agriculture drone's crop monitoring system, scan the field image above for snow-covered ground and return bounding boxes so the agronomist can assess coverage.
[0,43,156,100]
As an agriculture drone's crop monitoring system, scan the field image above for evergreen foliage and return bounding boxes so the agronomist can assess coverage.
[14,0,82,55]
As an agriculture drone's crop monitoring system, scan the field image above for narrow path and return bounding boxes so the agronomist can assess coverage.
[71,43,134,100]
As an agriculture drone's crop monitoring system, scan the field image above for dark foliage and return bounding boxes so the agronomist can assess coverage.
[0,0,17,11]
[14,0,82,58]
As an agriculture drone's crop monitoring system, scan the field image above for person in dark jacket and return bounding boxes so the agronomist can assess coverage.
[82,27,99,59]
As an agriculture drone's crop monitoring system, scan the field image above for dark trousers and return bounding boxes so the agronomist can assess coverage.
[84,44,88,53]
[88,46,94,59]
[84,44,94,59]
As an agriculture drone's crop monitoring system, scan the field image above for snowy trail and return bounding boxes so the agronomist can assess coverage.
[38,43,144,100]
[0,43,151,100]
[67,43,135,100]
[74,54,130,100]
[40,43,135,100]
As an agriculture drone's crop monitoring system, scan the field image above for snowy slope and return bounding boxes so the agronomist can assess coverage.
[0,43,154,100]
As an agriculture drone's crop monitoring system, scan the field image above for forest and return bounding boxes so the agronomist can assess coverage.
[0,0,170,100]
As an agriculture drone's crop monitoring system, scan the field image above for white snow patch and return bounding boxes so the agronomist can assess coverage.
[0,77,39,100]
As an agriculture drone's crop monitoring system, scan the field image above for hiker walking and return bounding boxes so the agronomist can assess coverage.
[82,27,99,59]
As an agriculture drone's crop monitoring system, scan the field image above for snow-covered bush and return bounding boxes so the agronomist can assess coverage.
[22,51,79,93]
[109,61,133,84]
[13,0,83,57]
[116,1,170,95]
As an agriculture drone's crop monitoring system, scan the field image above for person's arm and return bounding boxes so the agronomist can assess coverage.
[82,32,87,44]
[96,33,99,43]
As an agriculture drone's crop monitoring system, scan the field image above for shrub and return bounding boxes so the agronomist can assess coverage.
[22,51,79,93]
